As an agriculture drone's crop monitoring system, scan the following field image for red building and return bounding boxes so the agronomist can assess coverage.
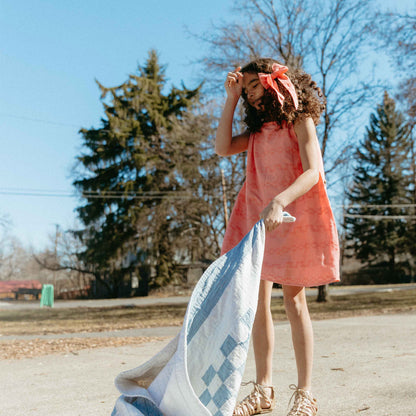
[0,280,42,300]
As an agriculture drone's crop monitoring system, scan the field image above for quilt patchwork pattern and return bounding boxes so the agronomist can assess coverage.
[198,308,254,416]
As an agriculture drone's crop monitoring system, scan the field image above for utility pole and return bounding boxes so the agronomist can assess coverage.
[410,124,415,282]
[220,169,229,228]
[53,224,60,289]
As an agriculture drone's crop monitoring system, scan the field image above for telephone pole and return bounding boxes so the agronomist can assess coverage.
[220,169,229,228]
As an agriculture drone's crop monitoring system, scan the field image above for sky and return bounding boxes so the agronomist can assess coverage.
[0,0,233,250]
[0,0,414,251]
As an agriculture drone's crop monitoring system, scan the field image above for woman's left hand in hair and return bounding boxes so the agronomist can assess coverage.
[260,199,284,232]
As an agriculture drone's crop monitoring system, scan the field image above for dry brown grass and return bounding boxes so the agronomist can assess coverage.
[0,304,186,336]
[275,289,416,321]
[0,336,167,360]
[1,289,416,337]
[1,289,415,360]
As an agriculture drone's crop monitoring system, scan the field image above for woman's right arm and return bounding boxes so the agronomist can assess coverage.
[215,68,250,156]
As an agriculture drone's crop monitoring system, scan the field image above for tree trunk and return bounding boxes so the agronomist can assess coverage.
[316,285,328,302]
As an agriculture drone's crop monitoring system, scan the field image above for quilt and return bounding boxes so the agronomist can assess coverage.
[112,220,265,416]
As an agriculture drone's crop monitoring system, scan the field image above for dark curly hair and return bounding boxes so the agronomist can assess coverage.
[240,58,325,133]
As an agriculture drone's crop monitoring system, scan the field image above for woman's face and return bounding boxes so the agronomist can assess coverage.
[242,72,265,110]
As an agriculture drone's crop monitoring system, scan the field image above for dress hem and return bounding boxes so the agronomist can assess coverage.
[260,274,340,287]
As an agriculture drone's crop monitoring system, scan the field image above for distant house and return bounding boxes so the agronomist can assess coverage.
[0,280,42,300]
[59,286,90,300]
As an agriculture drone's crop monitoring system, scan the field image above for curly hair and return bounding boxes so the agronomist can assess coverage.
[240,58,325,133]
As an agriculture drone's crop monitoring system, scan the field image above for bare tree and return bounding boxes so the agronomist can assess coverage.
[374,11,416,119]
[196,0,381,301]
[196,0,321,78]
[199,0,379,165]
[0,216,16,280]
[0,231,57,285]
[0,214,10,229]
[0,237,22,281]
[34,226,97,295]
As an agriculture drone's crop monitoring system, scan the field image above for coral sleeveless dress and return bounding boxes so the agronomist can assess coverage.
[221,121,340,287]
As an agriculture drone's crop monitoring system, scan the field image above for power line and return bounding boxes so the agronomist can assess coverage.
[342,204,416,209]
[0,187,189,195]
[0,188,212,200]
[344,214,416,220]
[0,112,202,137]
[0,190,75,198]
[0,112,149,136]
[80,193,194,200]
[343,204,416,219]
[0,112,81,128]
[0,188,415,211]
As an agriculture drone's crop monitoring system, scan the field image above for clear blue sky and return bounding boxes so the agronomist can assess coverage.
[0,0,233,249]
[0,0,414,250]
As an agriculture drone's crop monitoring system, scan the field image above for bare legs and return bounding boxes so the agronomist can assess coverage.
[252,283,314,392]
[252,280,275,386]
[282,285,314,391]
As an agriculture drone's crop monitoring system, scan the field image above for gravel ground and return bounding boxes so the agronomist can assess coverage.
[0,336,166,360]
[1,311,415,416]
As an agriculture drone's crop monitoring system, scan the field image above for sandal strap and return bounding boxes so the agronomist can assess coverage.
[287,384,318,416]
[242,380,275,392]
[233,381,275,416]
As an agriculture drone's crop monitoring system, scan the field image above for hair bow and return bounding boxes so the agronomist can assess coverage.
[258,63,299,110]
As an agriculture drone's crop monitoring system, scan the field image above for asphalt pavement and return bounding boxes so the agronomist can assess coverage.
[1,312,416,416]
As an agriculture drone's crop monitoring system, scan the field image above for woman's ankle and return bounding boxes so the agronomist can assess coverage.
[256,378,273,388]
[255,382,274,400]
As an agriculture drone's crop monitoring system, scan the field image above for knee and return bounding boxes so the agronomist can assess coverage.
[284,294,307,319]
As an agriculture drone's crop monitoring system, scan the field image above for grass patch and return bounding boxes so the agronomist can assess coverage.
[1,289,415,337]
[272,289,416,321]
[0,304,186,336]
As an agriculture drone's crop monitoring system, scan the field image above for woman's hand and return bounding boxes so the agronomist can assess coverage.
[260,200,284,232]
[224,67,243,101]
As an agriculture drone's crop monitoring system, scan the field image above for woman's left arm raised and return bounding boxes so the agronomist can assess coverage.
[260,117,321,231]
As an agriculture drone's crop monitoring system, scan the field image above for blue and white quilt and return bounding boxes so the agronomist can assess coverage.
[112,220,265,416]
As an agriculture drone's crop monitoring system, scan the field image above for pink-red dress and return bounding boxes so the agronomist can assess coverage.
[221,121,340,287]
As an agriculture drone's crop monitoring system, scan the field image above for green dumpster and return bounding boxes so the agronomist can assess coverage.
[40,284,54,307]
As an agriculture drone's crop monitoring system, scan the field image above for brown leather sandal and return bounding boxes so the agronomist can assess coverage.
[286,384,318,416]
[233,381,276,416]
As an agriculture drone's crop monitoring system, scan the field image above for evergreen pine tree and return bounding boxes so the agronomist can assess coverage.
[345,92,413,282]
[73,50,215,296]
